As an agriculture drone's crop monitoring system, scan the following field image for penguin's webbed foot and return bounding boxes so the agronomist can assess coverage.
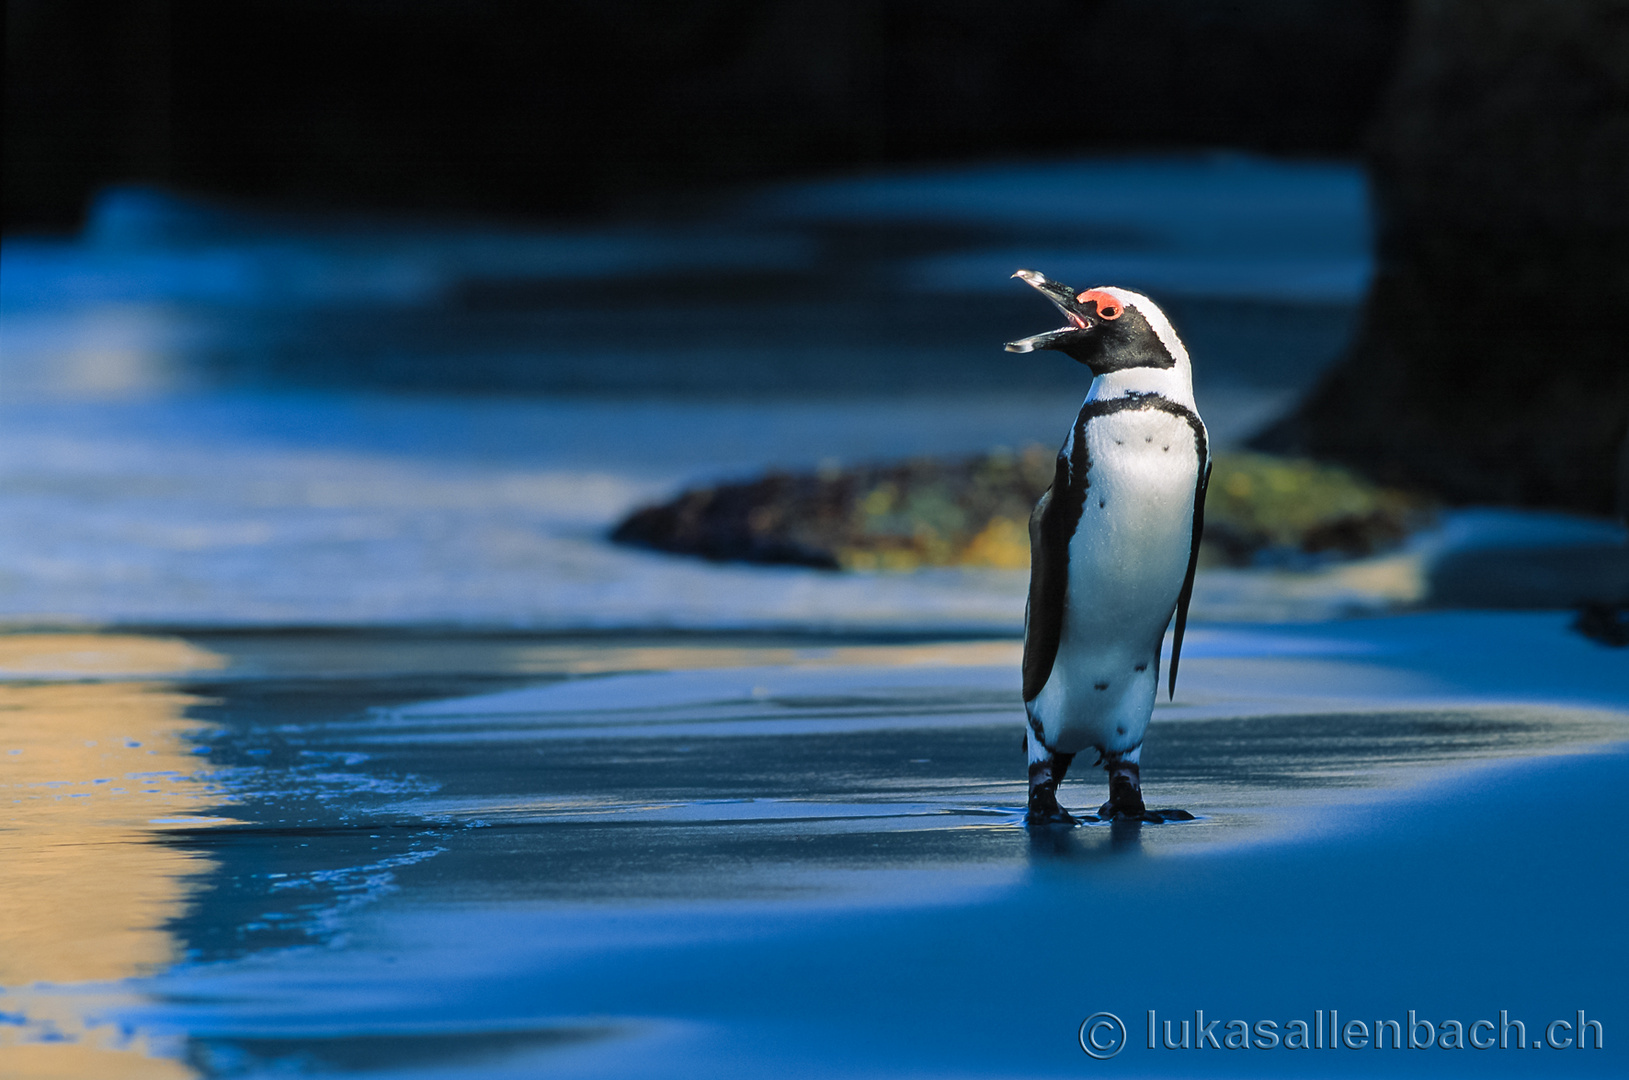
[1098,767,1145,821]
[1098,797,1150,821]
[1025,745,1081,827]
[1098,760,1194,824]
[1098,804,1197,824]
[1025,784,1081,827]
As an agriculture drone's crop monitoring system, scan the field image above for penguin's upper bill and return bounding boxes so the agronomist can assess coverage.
[1005,269,1176,375]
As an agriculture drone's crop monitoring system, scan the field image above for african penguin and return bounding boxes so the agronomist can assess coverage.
[1005,270,1209,825]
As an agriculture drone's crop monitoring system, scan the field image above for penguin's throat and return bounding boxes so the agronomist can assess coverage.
[1089,365,1195,408]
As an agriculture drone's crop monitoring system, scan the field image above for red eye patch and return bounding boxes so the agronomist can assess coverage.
[1076,289,1123,320]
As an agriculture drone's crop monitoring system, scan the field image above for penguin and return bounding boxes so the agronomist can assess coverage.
[1005,270,1209,825]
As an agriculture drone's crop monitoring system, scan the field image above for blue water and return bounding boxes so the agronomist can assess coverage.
[3,155,1625,1078]
[1,154,1364,400]
[0,154,1379,631]
[3,619,1625,1077]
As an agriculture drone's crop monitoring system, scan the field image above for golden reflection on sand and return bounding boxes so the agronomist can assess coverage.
[0,633,225,682]
[139,633,1022,684]
[1,634,231,1079]
[506,640,1025,676]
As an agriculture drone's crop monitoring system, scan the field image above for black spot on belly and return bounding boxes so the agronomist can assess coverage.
[1134,663,1147,672]
[1117,725,1126,735]
[1145,435,1152,442]
[1094,681,1109,690]
[1162,444,1169,451]
[1098,498,1105,508]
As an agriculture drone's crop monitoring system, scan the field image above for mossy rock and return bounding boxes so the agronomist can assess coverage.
[612,447,1430,571]
[1202,452,1431,566]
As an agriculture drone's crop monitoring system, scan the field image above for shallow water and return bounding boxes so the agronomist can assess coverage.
[5,152,1624,1080]
[8,153,1616,636]
[3,617,1626,1077]
[0,154,1379,633]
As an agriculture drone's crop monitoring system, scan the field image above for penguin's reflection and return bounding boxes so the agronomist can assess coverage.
[1025,818,1145,860]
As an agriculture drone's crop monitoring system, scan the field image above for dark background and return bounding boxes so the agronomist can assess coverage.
[6,0,1626,519]
[6,0,1403,231]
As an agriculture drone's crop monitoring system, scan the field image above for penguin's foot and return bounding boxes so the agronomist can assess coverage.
[1098,758,1144,820]
[1098,788,1148,822]
[1099,804,1197,824]
[1025,746,1079,827]
[1097,755,1195,824]
[1026,783,1080,827]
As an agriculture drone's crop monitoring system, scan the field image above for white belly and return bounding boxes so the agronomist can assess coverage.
[1031,408,1200,754]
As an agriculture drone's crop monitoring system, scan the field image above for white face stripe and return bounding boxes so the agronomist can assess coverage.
[1078,285,1199,412]
[1091,286,1190,367]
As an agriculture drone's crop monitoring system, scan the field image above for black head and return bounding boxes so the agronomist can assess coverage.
[1004,269,1176,376]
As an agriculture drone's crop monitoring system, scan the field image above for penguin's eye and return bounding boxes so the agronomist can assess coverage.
[1076,289,1123,321]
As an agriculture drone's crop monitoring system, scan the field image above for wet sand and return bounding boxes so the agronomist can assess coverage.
[3,615,1625,1077]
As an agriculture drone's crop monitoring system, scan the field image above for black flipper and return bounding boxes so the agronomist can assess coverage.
[1022,488,1061,702]
[1168,456,1211,699]
[1022,428,1088,702]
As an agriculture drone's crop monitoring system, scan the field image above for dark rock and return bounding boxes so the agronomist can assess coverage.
[611,473,848,569]
[1256,0,1629,517]
[611,447,1054,571]
[1573,604,1629,647]
[610,447,1427,570]
[1200,452,1430,566]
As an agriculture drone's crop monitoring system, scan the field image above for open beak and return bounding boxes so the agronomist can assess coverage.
[1004,269,1098,356]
